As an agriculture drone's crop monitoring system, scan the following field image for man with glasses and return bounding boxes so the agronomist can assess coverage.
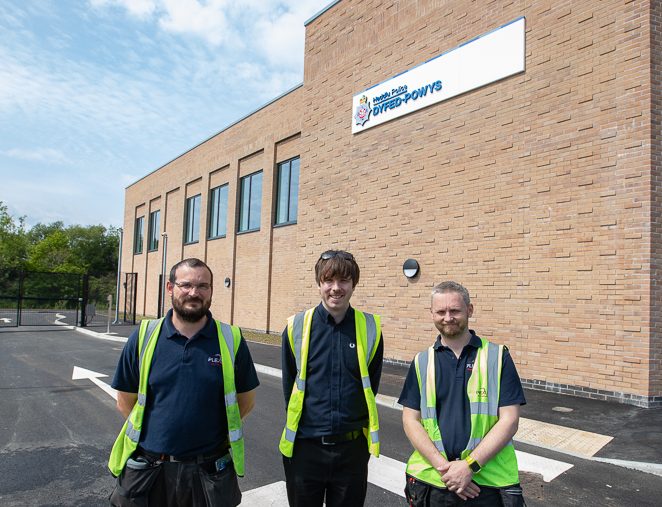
[280,249,384,507]
[109,258,259,507]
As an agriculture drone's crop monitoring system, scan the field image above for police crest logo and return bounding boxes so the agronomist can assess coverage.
[354,95,371,126]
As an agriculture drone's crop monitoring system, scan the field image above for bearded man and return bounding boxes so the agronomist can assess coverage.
[109,258,259,507]
[398,281,527,507]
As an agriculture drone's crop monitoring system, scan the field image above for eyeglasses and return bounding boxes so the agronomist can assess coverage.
[173,281,212,292]
[320,250,355,261]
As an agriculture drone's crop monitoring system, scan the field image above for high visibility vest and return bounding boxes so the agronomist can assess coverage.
[279,307,381,458]
[108,318,246,477]
[405,337,519,488]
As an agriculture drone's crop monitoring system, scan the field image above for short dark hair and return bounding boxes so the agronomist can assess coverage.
[169,258,213,285]
[431,281,470,306]
[315,250,360,287]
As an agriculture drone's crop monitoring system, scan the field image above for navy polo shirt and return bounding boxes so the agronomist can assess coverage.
[281,303,384,438]
[398,331,526,461]
[112,309,259,456]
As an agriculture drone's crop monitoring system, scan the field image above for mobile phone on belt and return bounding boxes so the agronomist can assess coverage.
[214,453,232,472]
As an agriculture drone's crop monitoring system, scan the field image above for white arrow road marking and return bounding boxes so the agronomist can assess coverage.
[72,366,117,400]
[0,317,11,323]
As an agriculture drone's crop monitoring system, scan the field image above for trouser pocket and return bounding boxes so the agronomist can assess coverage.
[199,463,241,507]
[404,475,430,507]
[500,484,526,507]
[109,457,162,507]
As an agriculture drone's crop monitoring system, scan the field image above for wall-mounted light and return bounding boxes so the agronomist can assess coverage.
[403,258,420,279]
[224,277,231,288]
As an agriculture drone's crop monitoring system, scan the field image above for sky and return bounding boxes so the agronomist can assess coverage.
[0,0,329,229]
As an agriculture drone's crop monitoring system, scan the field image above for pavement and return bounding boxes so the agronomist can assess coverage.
[80,319,662,477]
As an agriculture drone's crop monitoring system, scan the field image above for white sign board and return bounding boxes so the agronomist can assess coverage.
[352,17,526,133]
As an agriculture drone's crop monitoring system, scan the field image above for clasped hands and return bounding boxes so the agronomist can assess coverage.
[436,460,481,501]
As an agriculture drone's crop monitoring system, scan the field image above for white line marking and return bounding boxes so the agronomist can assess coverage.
[592,457,662,477]
[369,454,406,496]
[516,450,573,482]
[241,480,289,506]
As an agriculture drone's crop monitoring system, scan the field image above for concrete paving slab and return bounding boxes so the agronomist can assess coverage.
[516,417,613,458]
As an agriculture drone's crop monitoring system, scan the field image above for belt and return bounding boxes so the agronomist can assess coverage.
[137,447,225,464]
[313,430,362,446]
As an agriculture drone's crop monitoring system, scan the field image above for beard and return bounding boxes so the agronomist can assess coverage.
[438,320,468,340]
[172,295,211,323]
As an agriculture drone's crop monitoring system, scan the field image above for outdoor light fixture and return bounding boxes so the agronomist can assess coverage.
[403,258,420,279]
[224,277,231,288]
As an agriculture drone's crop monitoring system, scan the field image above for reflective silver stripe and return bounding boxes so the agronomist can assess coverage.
[487,342,500,417]
[433,439,445,454]
[292,312,305,373]
[137,393,146,406]
[470,401,489,415]
[125,420,140,443]
[364,312,377,363]
[296,378,305,391]
[220,323,236,364]
[285,427,297,443]
[467,436,482,450]
[225,391,237,406]
[370,430,379,443]
[362,375,371,389]
[418,349,429,414]
[229,428,243,442]
[422,406,436,420]
[139,318,162,369]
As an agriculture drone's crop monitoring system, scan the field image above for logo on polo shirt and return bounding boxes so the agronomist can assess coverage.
[208,354,222,367]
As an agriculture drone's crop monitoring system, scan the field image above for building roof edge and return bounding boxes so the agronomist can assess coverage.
[126,82,304,190]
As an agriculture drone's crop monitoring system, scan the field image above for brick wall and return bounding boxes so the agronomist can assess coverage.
[299,0,658,404]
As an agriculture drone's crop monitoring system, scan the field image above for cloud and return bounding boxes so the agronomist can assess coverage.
[2,148,70,165]
[89,0,157,18]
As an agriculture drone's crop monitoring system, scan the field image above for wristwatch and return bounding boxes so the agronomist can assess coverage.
[464,455,482,474]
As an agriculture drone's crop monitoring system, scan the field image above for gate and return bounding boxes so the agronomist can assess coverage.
[123,272,137,324]
[0,269,20,327]
[0,270,87,327]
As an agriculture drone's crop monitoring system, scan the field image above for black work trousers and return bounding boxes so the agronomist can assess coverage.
[109,455,241,507]
[405,475,526,507]
[282,436,370,507]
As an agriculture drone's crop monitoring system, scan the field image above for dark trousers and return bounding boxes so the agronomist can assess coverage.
[109,454,241,507]
[405,475,526,507]
[282,436,370,507]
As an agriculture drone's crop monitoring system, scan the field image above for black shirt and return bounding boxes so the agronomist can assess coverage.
[281,303,384,438]
[398,331,526,461]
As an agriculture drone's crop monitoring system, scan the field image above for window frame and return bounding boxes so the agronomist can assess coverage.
[147,210,160,252]
[184,194,201,244]
[208,184,229,240]
[133,216,144,254]
[237,171,263,234]
[275,156,300,227]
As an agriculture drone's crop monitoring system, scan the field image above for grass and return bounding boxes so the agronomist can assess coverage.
[241,329,281,346]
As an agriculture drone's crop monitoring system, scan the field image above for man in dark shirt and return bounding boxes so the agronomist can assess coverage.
[109,258,259,507]
[399,281,526,506]
[280,250,384,507]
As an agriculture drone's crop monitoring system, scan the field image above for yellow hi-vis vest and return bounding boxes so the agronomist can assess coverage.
[108,317,246,477]
[279,307,381,458]
[405,337,519,488]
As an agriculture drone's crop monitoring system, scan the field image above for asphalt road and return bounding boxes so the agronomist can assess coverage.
[1,327,660,506]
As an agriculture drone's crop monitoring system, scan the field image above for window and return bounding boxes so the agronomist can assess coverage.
[238,171,262,233]
[133,216,144,254]
[148,210,160,251]
[184,194,201,244]
[275,157,300,225]
[208,184,229,239]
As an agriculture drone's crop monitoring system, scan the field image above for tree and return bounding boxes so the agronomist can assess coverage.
[0,201,28,271]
